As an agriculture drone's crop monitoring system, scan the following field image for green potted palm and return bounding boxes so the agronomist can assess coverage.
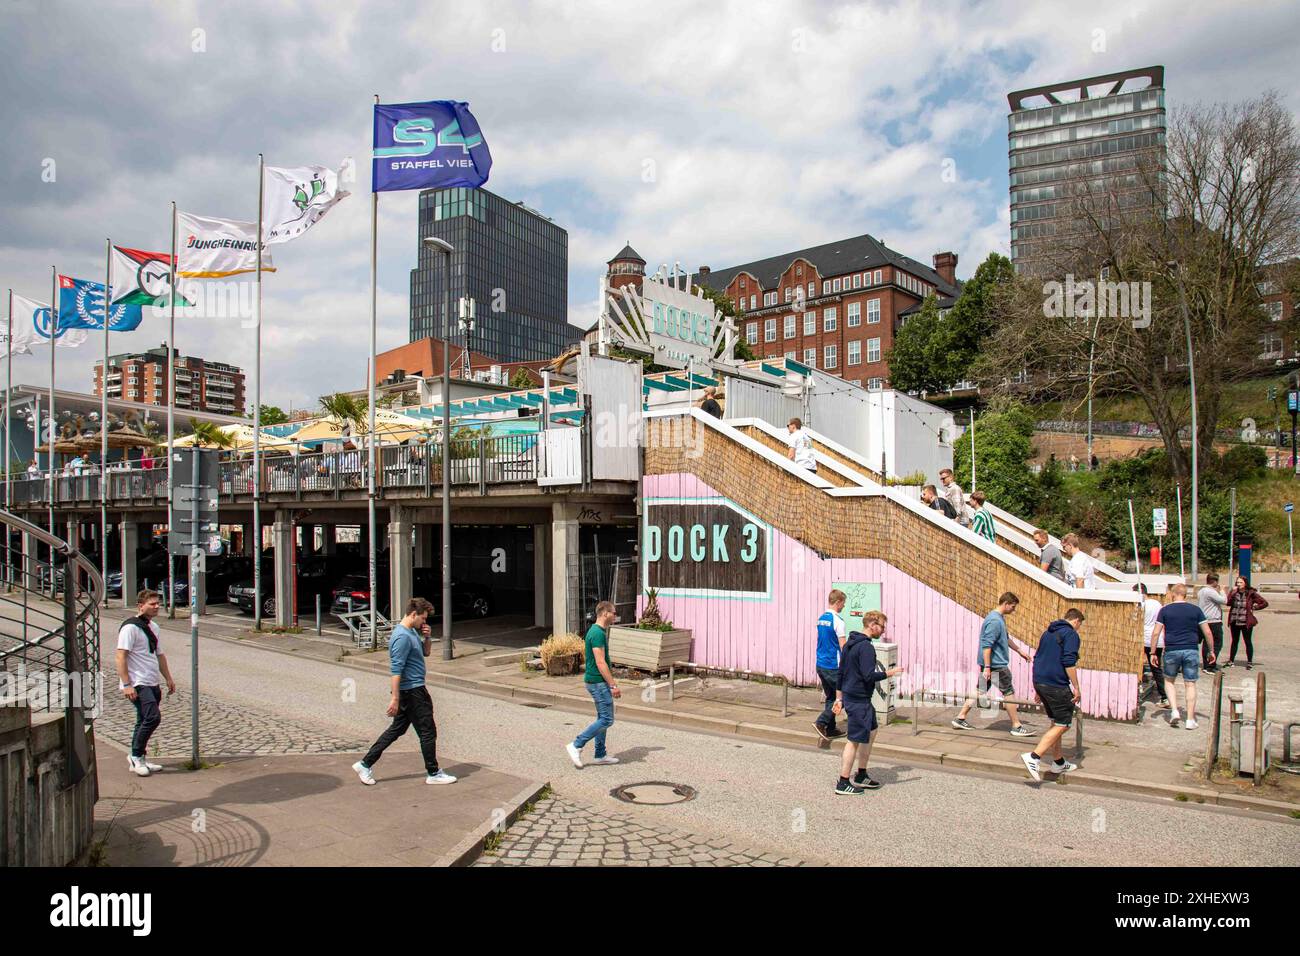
[608,588,693,673]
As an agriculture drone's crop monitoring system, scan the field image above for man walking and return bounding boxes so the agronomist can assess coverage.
[813,589,848,741]
[921,484,957,519]
[353,597,457,786]
[1197,573,1226,673]
[1021,609,1086,781]
[938,468,967,525]
[115,589,175,777]
[1150,583,1214,729]
[951,592,1031,735]
[968,490,996,542]
[1061,534,1094,589]
[831,612,904,794]
[786,417,817,472]
[1034,529,1066,582]
[1136,584,1169,709]
[567,601,622,768]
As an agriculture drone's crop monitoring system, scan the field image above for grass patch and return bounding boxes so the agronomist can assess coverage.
[181,760,219,771]
[481,830,503,855]
[1175,793,1189,802]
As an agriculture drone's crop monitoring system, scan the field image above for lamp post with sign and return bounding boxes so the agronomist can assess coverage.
[1287,502,1295,590]
[1153,506,1167,571]
[1289,388,1299,474]
[170,446,218,768]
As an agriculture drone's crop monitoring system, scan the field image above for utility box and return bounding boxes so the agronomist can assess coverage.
[1238,720,1272,777]
[872,640,898,724]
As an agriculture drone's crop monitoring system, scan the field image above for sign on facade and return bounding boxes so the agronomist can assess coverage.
[643,497,770,598]
[1152,507,1168,537]
[601,266,732,370]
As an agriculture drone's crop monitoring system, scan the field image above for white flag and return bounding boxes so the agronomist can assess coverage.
[177,212,275,278]
[10,294,88,349]
[262,164,350,244]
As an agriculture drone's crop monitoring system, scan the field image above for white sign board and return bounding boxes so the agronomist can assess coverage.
[602,268,727,371]
[1152,507,1168,537]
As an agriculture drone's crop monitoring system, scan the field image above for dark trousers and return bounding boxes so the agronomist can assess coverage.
[1229,625,1255,663]
[1204,623,1223,667]
[1143,649,1166,701]
[130,685,162,758]
[362,686,440,774]
[815,667,840,730]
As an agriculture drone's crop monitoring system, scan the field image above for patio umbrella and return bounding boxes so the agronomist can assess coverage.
[36,440,85,455]
[73,428,158,453]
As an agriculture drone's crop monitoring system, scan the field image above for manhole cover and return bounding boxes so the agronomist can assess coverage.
[610,781,697,805]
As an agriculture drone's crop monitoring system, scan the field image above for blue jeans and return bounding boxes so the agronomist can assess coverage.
[130,685,162,758]
[573,682,614,759]
[815,667,840,730]
[1163,647,1200,682]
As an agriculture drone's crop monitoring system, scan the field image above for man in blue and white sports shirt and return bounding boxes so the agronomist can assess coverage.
[813,589,848,741]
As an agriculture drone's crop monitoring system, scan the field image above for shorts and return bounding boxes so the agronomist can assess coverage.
[979,666,1015,697]
[1162,647,1200,681]
[1034,683,1075,728]
[843,696,877,743]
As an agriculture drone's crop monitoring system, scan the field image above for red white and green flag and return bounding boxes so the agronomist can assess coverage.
[110,245,193,307]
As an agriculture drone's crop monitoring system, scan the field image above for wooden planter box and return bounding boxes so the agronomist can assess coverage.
[607,626,693,673]
[544,652,582,676]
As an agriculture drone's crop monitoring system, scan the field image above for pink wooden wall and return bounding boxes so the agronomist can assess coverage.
[644,473,1138,720]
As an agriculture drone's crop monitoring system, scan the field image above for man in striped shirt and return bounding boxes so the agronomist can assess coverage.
[968,491,996,542]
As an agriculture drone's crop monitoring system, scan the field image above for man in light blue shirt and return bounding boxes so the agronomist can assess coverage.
[353,596,457,786]
[952,592,1031,736]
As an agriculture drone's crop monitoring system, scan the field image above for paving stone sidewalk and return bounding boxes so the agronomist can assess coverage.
[474,792,816,867]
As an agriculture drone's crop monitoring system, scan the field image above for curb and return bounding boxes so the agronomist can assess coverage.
[433,779,552,868]
[194,628,1300,820]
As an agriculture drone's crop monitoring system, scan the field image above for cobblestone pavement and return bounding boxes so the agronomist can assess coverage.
[474,792,814,867]
[95,665,368,758]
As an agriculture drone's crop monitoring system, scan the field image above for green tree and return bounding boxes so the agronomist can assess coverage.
[697,285,755,362]
[248,404,288,425]
[187,418,235,449]
[932,252,1013,383]
[508,367,536,390]
[953,399,1037,515]
[318,392,368,435]
[885,294,944,393]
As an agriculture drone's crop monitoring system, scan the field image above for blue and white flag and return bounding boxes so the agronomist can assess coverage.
[10,294,89,349]
[57,275,143,331]
[372,100,492,193]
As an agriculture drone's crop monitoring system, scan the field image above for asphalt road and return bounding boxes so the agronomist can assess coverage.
[120,618,1299,867]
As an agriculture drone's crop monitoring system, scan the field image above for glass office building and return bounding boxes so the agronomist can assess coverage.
[409,187,577,362]
[1007,66,1166,272]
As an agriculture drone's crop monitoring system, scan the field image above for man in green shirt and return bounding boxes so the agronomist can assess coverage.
[968,490,996,542]
[566,601,622,768]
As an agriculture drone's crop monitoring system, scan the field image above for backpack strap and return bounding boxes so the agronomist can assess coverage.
[121,615,158,655]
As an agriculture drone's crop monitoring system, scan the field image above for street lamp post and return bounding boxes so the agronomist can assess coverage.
[1170,263,1198,580]
[424,236,455,660]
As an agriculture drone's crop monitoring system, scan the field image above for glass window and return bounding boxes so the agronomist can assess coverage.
[764,318,776,342]
[867,299,880,324]
[832,278,841,292]
[749,294,756,310]
[848,341,861,365]
[803,348,817,368]
[824,345,837,369]
[784,315,796,339]
[822,280,831,295]
[785,287,793,302]
[874,270,882,284]
[807,282,815,298]
[746,323,757,345]
[847,302,861,326]
[804,310,816,335]
[824,307,837,332]
[868,377,883,391]
[853,274,862,289]
[867,337,881,363]
[784,350,796,360]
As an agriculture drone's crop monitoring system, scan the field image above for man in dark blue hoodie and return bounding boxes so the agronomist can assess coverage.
[1022,608,1085,781]
[831,611,904,794]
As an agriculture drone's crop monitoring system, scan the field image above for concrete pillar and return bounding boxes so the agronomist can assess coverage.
[550,502,581,636]
[300,523,316,556]
[121,521,139,610]
[22,532,37,592]
[413,523,433,569]
[319,523,336,555]
[533,523,550,629]
[272,510,295,627]
[388,506,413,620]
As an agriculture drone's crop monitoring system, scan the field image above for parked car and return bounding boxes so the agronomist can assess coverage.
[329,567,493,620]
[229,556,337,617]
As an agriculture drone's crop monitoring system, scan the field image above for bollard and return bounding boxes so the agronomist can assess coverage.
[1227,690,1245,774]
[912,688,919,736]
[668,663,674,703]
[1254,672,1267,787]
[1204,670,1225,780]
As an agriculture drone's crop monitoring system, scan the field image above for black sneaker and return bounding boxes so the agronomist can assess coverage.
[813,721,830,741]
[834,778,864,796]
[827,727,847,739]
[852,770,881,790]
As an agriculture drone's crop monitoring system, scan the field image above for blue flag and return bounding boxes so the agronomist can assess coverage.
[372,100,492,193]
[57,275,144,331]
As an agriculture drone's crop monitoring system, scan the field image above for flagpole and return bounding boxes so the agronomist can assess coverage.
[48,266,56,541]
[254,154,264,631]
[167,203,177,616]
[5,288,12,513]
[367,96,378,649]
[101,237,110,600]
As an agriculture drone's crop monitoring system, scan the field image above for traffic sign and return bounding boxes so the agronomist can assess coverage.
[1152,507,1168,537]
[1289,390,1300,413]
[1286,503,1294,514]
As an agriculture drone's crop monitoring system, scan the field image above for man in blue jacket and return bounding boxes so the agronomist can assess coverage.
[1022,609,1085,781]
[831,611,904,794]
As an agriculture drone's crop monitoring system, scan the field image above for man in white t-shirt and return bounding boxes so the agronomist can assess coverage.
[1061,533,1094,589]
[1136,583,1168,708]
[115,589,175,777]
[786,417,817,472]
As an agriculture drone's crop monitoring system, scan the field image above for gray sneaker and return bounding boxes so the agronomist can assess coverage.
[1009,725,1032,737]
[951,718,975,730]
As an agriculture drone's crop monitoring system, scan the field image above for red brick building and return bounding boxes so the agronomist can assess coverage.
[93,345,245,415]
[1258,258,1300,367]
[376,337,560,389]
[690,234,961,389]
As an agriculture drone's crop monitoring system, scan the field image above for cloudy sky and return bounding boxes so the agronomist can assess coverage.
[2,0,1298,411]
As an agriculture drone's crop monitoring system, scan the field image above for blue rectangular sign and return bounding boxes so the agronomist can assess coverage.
[372,100,492,193]
[1289,390,1300,413]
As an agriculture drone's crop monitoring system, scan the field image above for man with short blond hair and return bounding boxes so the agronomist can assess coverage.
[938,468,967,525]
[786,418,816,472]
[813,589,848,740]
[1150,583,1214,729]
[1061,533,1094,589]
[1034,529,1066,582]
[832,610,904,793]
[116,589,176,777]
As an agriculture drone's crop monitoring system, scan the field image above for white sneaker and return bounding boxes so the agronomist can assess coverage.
[565,742,584,769]
[426,770,457,785]
[144,761,163,772]
[1046,759,1077,774]
[1184,718,1199,730]
[1020,752,1041,782]
[128,756,150,777]
[590,755,619,765]
[352,760,376,786]
[1168,709,1181,726]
